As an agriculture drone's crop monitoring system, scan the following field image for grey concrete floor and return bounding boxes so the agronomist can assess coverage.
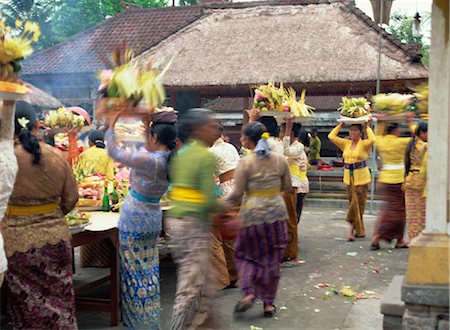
[4,207,410,330]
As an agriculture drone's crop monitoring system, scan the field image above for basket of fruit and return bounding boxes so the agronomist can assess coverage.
[96,47,170,122]
[337,97,372,124]
[249,82,314,121]
[44,107,86,132]
[372,93,415,121]
[0,19,40,100]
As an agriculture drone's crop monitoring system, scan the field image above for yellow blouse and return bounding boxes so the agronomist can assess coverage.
[78,146,115,181]
[328,125,376,186]
[375,124,411,184]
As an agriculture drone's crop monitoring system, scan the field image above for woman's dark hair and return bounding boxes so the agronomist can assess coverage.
[405,121,428,176]
[177,108,213,140]
[387,123,399,134]
[351,124,363,132]
[14,101,41,165]
[243,122,266,145]
[258,116,278,137]
[88,129,106,148]
[299,128,309,145]
[151,123,178,150]
[293,123,302,138]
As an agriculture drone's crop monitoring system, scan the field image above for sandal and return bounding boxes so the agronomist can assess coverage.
[370,243,380,251]
[395,244,409,249]
[264,305,277,318]
[234,298,255,313]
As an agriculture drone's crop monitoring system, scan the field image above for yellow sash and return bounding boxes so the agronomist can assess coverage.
[247,188,280,198]
[289,165,307,180]
[170,187,205,204]
[6,203,59,216]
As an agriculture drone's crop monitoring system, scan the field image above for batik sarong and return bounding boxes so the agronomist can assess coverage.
[6,240,77,330]
[120,231,160,330]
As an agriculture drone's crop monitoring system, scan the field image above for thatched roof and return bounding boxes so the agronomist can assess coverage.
[23,84,63,108]
[134,1,427,88]
[22,6,204,75]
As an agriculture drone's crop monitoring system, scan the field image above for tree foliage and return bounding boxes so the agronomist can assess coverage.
[387,12,430,66]
[1,0,167,50]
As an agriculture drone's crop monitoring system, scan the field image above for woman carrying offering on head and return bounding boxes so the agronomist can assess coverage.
[106,110,178,330]
[371,114,415,250]
[224,122,291,318]
[328,120,376,241]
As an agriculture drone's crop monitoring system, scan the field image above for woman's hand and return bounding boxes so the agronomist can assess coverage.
[249,108,261,123]
[406,112,416,125]
[339,122,345,128]
[365,118,373,128]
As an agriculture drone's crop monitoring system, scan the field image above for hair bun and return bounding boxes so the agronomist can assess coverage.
[152,110,178,124]
[167,140,177,150]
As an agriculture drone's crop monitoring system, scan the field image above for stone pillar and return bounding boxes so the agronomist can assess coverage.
[402,1,450,329]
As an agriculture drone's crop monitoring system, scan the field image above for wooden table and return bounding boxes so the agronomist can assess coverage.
[72,227,120,326]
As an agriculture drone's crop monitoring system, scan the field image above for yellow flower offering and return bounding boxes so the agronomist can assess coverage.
[0,15,41,83]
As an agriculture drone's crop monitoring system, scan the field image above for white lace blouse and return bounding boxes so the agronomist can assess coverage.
[0,102,19,273]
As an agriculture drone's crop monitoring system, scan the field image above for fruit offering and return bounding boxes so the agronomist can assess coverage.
[372,93,414,114]
[97,46,171,111]
[253,82,286,112]
[409,83,428,114]
[0,17,40,87]
[253,82,314,117]
[284,87,315,117]
[66,210,90,227]
[338,97,371,118]
[76,175,105,208]
[44,107,86,129]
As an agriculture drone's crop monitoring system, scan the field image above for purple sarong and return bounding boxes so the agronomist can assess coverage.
[234,220,288,306]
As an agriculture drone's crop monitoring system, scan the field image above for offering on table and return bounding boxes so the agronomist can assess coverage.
[77,175,105,208]
[66,210,91,227]
[0,17,40,95]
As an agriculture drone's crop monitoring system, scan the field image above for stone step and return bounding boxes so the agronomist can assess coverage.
[381,275,405,330]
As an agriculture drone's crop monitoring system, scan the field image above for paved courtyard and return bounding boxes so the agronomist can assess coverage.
[70,206,409,330]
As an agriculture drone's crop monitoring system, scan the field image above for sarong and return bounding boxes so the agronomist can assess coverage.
[296,193,307,222]
[374,183,406,241]
[405,187,426,239]
[166,216,212,330]
[219,179,238,285]
[6,240,77,330]
[234,220,288,306]
[120,231,161,330]
[346,184,368,237]
[210,226,230,290]
[283,191,298,261]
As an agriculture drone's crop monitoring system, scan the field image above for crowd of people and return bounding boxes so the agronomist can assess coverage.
[0,101,428,330]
